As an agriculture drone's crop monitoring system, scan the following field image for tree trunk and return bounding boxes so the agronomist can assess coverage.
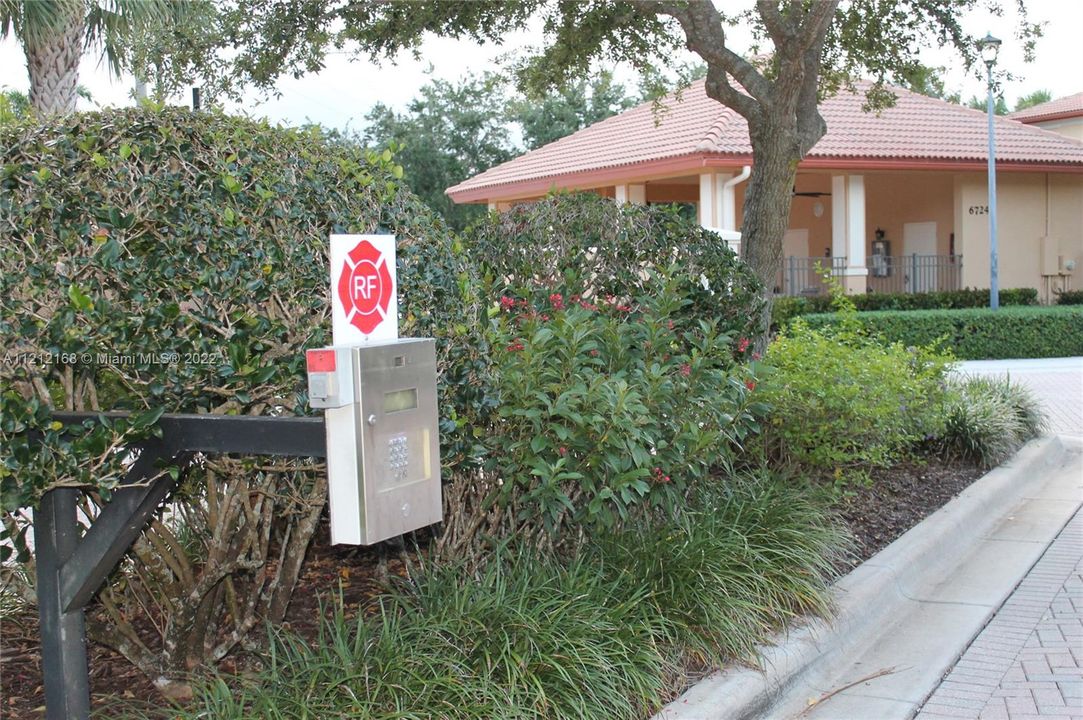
[25,11,83,116]
[739,121,801,336]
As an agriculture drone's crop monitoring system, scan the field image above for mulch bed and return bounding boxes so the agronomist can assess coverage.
[0,455,986,719]
[836,456,986,570]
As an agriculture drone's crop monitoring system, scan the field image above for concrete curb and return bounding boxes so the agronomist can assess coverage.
[654,435,1080,720]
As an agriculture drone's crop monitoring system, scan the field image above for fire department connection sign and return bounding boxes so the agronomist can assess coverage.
[329,234,398,344]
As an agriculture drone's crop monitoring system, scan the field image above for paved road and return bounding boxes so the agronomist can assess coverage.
[917,357,1083,720]
[916,510,1083,720]
[954,357,1083,437]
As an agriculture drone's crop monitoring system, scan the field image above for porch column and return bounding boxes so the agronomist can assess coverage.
[698,173,716,227]
[615,183,646,205]
[831,175,848,259]
[714,173,734,230]
[829,174,869,294]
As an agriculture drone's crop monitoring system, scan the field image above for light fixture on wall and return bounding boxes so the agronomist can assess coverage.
[813,201,824,218]
[875,228,885,242]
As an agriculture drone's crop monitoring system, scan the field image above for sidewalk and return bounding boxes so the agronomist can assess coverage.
[916,357,1083,720]
[654,360,1083,720]
[916,509,1083,720]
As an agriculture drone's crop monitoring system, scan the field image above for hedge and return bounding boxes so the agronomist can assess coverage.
[772,287,1038,326]
[1,107,491,503]
[1056,290,1083,306]
[0,107,489,691]
[797,306,1083,359]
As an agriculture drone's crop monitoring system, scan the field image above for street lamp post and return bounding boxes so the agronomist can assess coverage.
[979,32,1001,310]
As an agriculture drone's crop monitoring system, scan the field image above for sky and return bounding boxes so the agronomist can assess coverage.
[1,0,1081,133]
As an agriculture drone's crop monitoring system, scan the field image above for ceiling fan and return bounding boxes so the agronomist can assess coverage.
[793,186,832,197]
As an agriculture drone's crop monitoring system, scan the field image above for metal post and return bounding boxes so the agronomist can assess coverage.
[787,256,795,296]
[28,413,327,720]
[986,63,999,310]
[35,488,91,720]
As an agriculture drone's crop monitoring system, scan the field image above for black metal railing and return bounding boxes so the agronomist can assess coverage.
[774,254,964,296]
[867,254,963,294]
[774,256,847,296]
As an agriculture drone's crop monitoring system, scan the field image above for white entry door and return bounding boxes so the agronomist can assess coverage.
[782,229,811,294]
[904,222,938,293]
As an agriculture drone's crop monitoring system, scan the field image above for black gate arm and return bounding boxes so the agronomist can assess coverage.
[52,411,327,458]
[60,438,188,613]
[30,412,327,720]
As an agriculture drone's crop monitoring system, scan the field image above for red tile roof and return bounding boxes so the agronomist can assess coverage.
[448,80,1083,203]
[1008,92,1083,123]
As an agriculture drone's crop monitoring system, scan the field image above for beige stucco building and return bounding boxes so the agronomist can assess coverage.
[448,84,1083,303]
[1010,92,1083,143]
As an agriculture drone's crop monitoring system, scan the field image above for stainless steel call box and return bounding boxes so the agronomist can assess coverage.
[305,338,442,545]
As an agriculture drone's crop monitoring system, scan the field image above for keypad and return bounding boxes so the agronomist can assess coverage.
[387,434,409,483]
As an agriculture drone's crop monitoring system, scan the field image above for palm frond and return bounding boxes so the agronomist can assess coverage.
[2,0,83,46]
[85,0,172,77]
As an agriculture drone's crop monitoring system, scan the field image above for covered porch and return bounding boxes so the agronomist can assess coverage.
[610,169,964,297]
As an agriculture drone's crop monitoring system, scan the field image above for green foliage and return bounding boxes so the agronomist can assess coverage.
[126,474,846,720]
[360,70,639,230]
[0,106,492,685]
[798,306,1083,360]
[0,106,488,511]
[966,94,1009,115]
[2,1,167,74]
[759,313,952,476]
[486,274,763,536]
[939,375,1045,467]
[772,287,1038,326]
[467,193,765,342]
[508,69,636,150]
[121,1,226,102]
[0,87,30,123]
[897,64,960,103]
[109,0,1042,314]
[591,472,848,669]
[157,0,1037,114]
[636,61,707,103]
[363,72,514,232]
[0,395,168,518]
[425,193,765,556]
[1055,290,1083,305]
[2,0,187,113]
[1014,89,1053,112]
[134,555,670,720]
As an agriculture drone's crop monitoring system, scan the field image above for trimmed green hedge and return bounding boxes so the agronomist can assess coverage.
[773,287,1038,326]
[1056,290,1083,306]
[797,306,1083,360]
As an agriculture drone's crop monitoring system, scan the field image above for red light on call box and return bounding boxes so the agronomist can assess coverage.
[306,349,337,373]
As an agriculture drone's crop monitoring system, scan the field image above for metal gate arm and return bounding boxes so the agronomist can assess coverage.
[153,414,327,457]
[48,413,326,613]
[58,439,186,613]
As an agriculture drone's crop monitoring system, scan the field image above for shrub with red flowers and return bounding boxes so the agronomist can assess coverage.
[482,268,765,541]
[466,192,764,346]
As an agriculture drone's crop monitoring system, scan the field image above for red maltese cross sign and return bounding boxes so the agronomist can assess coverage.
[329,234,398,344]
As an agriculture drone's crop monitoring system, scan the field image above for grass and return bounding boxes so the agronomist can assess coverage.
[122,472,849,720]
[939,375,1046,467]
[590,473,849,669]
